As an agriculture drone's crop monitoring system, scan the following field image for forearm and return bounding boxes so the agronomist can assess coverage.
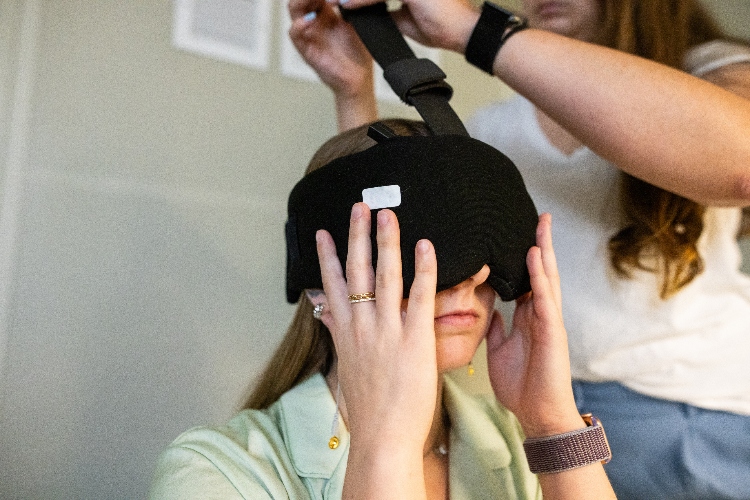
[334,83,378,132]
[493,29,750,206]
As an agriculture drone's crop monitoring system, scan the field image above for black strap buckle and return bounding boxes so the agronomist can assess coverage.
[341,4,467,137]
[383,58,453,104]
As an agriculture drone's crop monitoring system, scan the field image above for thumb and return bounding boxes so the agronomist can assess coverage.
[485,310,506,353]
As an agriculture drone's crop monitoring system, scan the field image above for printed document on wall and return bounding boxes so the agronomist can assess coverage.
[173,0,272,70]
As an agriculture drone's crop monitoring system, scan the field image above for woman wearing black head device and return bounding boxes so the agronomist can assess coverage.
[151,9,619,489]
[151,116,615,498]
[289,0,750,499]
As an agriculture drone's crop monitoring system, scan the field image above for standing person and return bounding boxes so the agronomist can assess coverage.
[288,0,750,498]
[150,119,617,499]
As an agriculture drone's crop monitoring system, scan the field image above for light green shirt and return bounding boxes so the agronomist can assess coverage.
[150,374,541,499]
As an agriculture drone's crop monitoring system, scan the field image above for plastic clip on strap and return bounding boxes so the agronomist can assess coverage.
[340,3,467,137]
[367,121,398,142]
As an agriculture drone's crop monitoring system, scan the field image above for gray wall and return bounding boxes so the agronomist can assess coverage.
[0,1,748,498]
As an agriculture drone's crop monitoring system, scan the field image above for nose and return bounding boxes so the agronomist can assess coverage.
[455,264,490,290]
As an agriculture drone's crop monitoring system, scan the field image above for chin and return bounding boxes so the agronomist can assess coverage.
[435,334,483,373]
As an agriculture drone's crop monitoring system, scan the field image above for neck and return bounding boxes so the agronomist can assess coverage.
[324,364,448,457]
[424,377,448,456]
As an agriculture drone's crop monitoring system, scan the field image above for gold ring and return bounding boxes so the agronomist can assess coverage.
[348,292,376,304]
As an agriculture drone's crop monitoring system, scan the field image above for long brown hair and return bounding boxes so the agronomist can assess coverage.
[243,119,431,410]
[600,0,724,298]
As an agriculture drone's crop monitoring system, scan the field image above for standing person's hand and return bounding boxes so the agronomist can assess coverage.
[330,0,480,54]
[486,213,583,438]
[316,204,438,499]
[288,0,377,130]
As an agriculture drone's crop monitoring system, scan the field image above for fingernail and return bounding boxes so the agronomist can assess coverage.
[417,239,429,254]
[302,11,317,22]
[351,203,363,220]
[316,230,324,243]
[339,0,350,4]
[377,209,388,227]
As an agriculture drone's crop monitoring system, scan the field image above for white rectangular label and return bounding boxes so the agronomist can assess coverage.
[362,185,401,210]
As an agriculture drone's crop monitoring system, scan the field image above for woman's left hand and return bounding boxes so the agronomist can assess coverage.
[486,213,583,437]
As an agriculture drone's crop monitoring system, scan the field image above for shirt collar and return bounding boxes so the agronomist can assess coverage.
[277,373,515,478]
[443,375,513,470]
[278,373,349,478]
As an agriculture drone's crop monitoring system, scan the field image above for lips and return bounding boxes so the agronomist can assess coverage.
[435,309,480,327]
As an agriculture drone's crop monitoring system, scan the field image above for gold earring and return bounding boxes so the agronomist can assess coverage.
[467,359,475,376]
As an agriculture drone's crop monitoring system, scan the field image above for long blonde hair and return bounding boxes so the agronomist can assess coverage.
[243,119,431,410]
[600,0,726,298]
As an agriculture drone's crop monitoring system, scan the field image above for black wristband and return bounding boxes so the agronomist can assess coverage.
[465,2,528,74]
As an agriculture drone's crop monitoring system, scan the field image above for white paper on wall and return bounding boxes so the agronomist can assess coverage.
[173,0,273,70]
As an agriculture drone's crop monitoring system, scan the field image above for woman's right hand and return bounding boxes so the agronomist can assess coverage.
[316,204,438,499]
[288,0,378,130]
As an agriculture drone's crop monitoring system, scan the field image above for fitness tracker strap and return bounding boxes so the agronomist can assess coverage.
[523,413,612,474]
[465,2,528,74]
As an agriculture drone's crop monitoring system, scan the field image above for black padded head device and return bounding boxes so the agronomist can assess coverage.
[285,131,538,303]
[284,3,538,303]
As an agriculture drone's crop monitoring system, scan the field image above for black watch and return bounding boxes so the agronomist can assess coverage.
[465,2,528,74]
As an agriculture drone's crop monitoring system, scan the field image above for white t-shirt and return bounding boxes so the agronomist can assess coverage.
[467,46,750,415]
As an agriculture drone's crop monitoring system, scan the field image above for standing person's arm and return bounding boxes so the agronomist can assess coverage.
[705,60,750,229]
[288,0,377,131]
[334,0,750,206]
[492,30,750,206]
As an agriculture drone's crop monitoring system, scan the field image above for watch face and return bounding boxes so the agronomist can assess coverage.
[582,413,598,427]
[581,413,612,464]
[487,2,514,20]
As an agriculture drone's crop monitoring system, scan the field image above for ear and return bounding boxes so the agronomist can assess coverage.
[305,289,327,307]
[305,289,336,331]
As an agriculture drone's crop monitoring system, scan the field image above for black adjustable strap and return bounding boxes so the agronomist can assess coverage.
[341,4,468,136]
